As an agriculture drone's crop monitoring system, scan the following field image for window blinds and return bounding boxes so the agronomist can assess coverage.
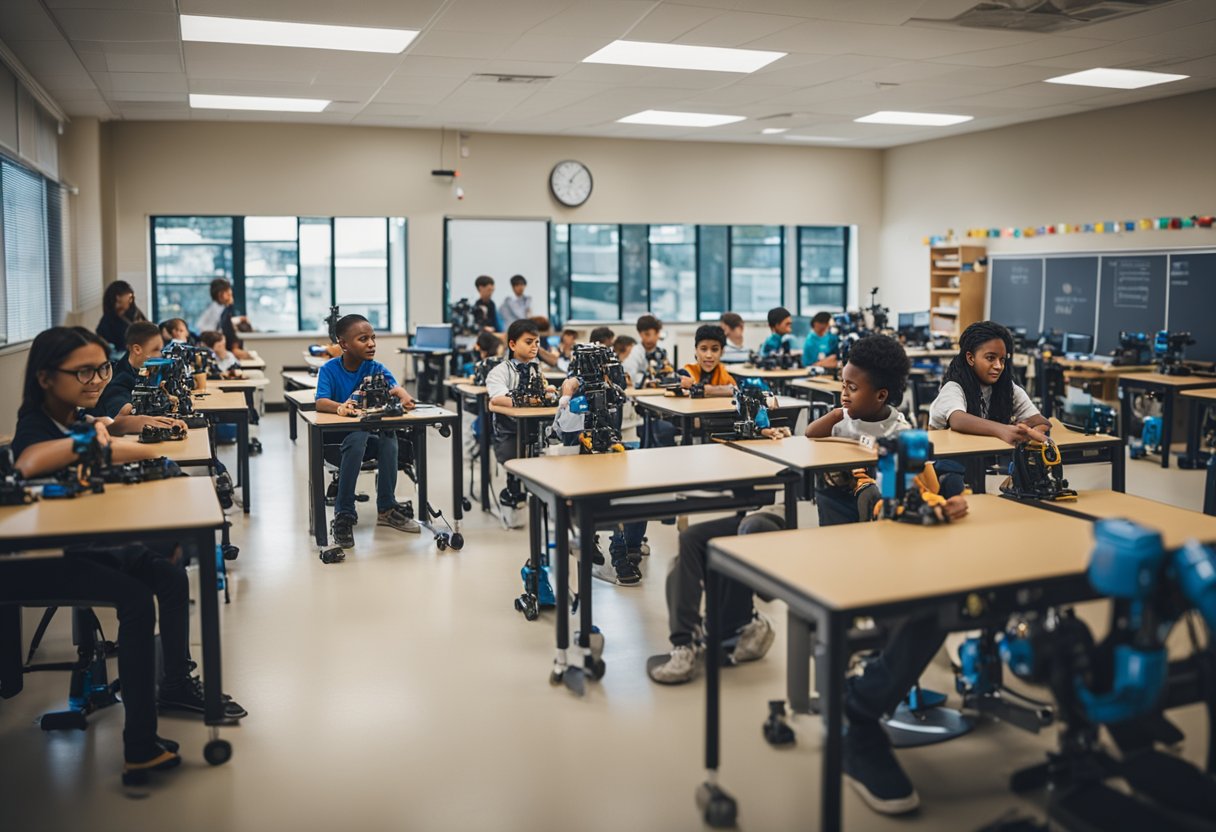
[2,158,52,344]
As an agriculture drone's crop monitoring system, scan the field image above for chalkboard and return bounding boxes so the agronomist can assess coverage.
[1096,255,1167,355]
[1042,257,1098,338]
[1167,252,1216,362]
[988,258,1042,338]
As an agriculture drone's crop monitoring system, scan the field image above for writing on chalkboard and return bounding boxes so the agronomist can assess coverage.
[1010,264,1033,286]
[1110,258,1154,309]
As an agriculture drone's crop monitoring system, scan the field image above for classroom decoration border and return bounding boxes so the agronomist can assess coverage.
[923,214,1214,246]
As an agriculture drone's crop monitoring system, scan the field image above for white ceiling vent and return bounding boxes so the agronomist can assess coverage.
[470,73,554,85]
[918,0,1181,33]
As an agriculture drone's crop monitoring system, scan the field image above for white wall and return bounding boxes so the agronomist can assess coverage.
[879,90,1216,316]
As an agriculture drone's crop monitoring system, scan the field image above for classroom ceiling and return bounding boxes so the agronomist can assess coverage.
[1,0,1214,148]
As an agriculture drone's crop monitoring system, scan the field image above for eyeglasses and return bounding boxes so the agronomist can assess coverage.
[56,362,113,384]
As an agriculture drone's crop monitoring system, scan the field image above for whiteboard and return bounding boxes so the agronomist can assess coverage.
[445,218,549,320]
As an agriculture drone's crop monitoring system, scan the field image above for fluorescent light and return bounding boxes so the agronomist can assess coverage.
[1044,67,1188,89]
[784,135,849,142]
[761,127,788,135]
[189,93,330,112]
[584,40,784,73]
[618,109,745,128]
[855,110,972,126]
[180,14,418,54]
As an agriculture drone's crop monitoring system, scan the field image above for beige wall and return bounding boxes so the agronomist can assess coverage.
[879,89,1216,315]
[103,121,883,331]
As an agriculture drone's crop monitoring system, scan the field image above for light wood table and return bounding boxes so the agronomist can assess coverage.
[238,353,266,371]
[1180,387,1216,469]
[304,354,328,369]
[1029,489,1216,549]
[726,435,875,500]
[633,394,808,446]
[282,370,318,391]
[0,477,233,753]
[1118,372,1216,469]
[623,386,668,398]
[299,405,463,550]
[192,391,252,513]
[284,389,316,442]
[702,495,1097,832]
[904,347,957,359]
[114,426,214,467]
[506,444,799,692]
[728,365,810,394]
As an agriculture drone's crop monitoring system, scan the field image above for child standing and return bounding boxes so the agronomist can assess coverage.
[315,314,419,549]
[486,319,555,529]
[473,275,499,332]
[802,311,840,369]
[499,274,532,327]
[719,312,749,364]
[759,306,796,357]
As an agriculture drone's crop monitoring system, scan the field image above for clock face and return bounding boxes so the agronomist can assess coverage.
[550,160,592,207]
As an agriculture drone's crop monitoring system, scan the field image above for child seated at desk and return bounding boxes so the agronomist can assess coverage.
[929,321,1051,493]
[9,326,247,776]
[719,312,749,364]
[159,317,192,346]
[198,330,242,375]
[612,335,636,386]
[758,306,796,358]
[589,326,615,349]
[96,321,189,436]
[315,314,419,549]
[487,318,556,529]
[650,325,736,448]
[802,311,839,369]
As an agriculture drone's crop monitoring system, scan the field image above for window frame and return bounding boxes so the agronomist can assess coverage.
[725,225,786,319]
[796,225,850,313]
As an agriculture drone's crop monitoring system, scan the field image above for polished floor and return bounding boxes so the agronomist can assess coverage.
[0,412,1210,832]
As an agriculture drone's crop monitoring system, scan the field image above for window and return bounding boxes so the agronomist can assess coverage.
[730,225,784,316]
[649,224,696,322]
[568,224,619,321]
[2,158,52,344]
[549,223,570,327]
[620,224,649,319]
[150,215,405,332]
[798,226,849,312]
[697,225,729,321]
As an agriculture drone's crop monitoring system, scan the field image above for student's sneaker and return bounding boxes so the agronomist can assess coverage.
[378,503,420,534]
[331,513,356,549]
[646,643,702,685]
[731,612,775,663]
[593,557,642,587]
[123,744,181,777]
[499,490,526,530]
[570,534,605,565]
[159,674,249,721]
[843,719,920,815]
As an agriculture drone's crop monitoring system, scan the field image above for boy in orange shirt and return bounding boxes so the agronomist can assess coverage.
[677,324,737,395]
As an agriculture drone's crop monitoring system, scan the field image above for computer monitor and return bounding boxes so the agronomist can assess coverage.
[790,316,812,342]
[414,324,454,351]
[542,334,561,350]
[898,311,931,345]
[1063,332,1094,358]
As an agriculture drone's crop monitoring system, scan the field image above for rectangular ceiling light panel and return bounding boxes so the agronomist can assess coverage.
[618,109,745,127]
[1044,67,1188,89]
[189,93,330,112]
[584,40,784,73]
[855,111,973,126]
[181,14,418,54]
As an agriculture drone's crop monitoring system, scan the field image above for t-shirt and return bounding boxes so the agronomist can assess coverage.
[219,305,241,351]
[485,357,543,401]
[473,298,498,331]
[98,355,139,418]
[195,301,225,334]
[621,345,648,387]
[722,339,750,364]
[499,294,531,326]
[831,406,909,442]
[11,407,81,460]
[759,332,796,356]
[315,357,398,405]
[96,312,136,352]
[802,330,840,366]
[682,362,736,388]
[928,380,1039,429]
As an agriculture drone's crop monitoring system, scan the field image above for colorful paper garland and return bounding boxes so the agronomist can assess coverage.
[922,215,1214,246]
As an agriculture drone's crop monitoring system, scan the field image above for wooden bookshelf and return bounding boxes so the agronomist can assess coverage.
[929,244,986,339]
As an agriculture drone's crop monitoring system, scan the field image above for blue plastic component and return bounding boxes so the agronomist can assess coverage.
[1089,519,1166,600]
[1174,541,1216,633]
[755,407,771,429]
[739,377,770,393]
[956,637,997,696]
[569,395,589,414]
[1000,635,1036,681]
[520,563,555,608]
[1075,644,1167,724]
[1153,329,1169,358]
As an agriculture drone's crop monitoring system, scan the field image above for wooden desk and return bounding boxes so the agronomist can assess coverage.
[1029,489,1216,549]
[506,444,799,692]
[703,495,1097,832]
[282,370,318,391]
[789,377,843,420]
[304,354,328,369]
[633,395,808,446]
[454,383,491,511]
[192,392,252,513]
[488,403,558,419]
[1180,387,1216,469]
[1118,373,1216,469]
[238,354,266,370]
[284,389,316,442]
[726,435,874,473]
[114,427,214,467]
[0,477,232,749]
[298,405,463,550]
[623,386,668,398]
[728,365,810,394]
[928,418,1125,493]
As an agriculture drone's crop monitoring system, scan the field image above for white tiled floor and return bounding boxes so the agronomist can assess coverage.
[0,413,1210,832]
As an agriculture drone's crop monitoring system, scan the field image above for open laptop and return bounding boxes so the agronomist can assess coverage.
[410,324,454,352]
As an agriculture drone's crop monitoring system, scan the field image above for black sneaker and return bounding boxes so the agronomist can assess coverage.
[593,558,641,587]
[843,718,919,815]
[159,675,249,721]
[331,513,356,549]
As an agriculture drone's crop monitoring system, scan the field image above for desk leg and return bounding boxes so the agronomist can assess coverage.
[288,400,298,442]
[414,427,429,527]
[479,396,491,511]
[820,613,847,832]
[1161,389,1174,469]
[577,505,594,656]
[698,559,736,825]
[784,479,798,530]
[451,411,463,537]
[681,415,693,446]
[192,529,224,729]
[1112,441,1127,492]
[787,610,812,714]
[554,499,570,671]
[238,414,251,514]
[310,424,327,547]
[966,457,987,495]
[1119,380,1135,441]
[1184,397,1201,469]
[641,407,652,449]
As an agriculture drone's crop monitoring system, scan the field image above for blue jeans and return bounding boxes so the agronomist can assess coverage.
[335,430,399,518]
[560,431,646,558]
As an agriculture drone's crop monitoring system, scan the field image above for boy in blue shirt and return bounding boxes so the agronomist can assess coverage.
[802,311,840,369]
[759,306,796,357]
[316,314,418,549]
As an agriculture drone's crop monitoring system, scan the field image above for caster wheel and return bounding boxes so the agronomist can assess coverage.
[222,545,239,561]
[122,769,152,786]
[319,547,345,564]
[450,533,464,550]
[514,596,539,621]
[696,782,738,828]
[436,536,448,552]
[549,669,564,686]
[203,739,232,766]
[461,498,472,512]
[438,425,452,438]
[588,657,606,681]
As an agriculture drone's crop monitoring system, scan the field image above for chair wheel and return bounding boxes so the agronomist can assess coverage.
[436,536,448,551]
[450,533,464,550]
[319,547,345,564]
[461,498,472,512]
[696,782,738,828]
[588,657,606,680]
[204,739,232,766]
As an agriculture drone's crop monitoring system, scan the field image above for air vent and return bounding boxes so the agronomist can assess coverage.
[916,0,1180,33]
[471,73,554,84]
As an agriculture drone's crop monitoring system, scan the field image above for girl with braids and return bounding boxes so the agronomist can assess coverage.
[929,320,1050,444]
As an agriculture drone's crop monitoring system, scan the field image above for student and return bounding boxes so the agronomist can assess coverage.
[555,328,578,371]
[758,306,796,357]
[719,312,749,364]
[472,275,499,332]
[802,311,840,369]
[11,327,247,761]
[96,280,148,353]
[486,319,554,528]
[623,315,671,388]
[197,279,253,361]
[678,324,736,396]
[95,321,188,434]
[612,335,637,373]
[533,317,561,368]
[464,331,502,453]
[589,326,615,348]
[199,330,241,375]
[500,275,532,327]
[315,314,419,549]
[159,317,191,345]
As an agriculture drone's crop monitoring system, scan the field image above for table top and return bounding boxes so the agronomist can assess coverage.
[904,348,957,358]
[791,377,841,394]
[1117,372,1216,388]
[488,403,558,419]
[114,427,213,465]
[636,394,808,417]
[1053,359,1154,374]
[282,370,318,388]
[1044,490,1216,550]
[446,376,473,386]
[730,366,810,379]
[300,404,457,427]
[709,495,1095,613]
[304,355,328,369]
[239,356,266,370]
[506,443,790,499]
[285,389,316,407]
[455,384,487,397]
[1181,387,1216,402]
[927,418,1120,458]
[191,391,249,412]
[214,375,269,390]
[623,387,669,398]
[727,435,876,471]
[0,477,224,545]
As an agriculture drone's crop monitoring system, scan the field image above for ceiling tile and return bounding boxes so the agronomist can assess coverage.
[104,52,184,73]
[53,9,180,42]
[559,63,739,89]
[409,29,511,60]
[750,54,900,88]
[525,1,654,38]
[743,19,1035,60]
[624,3,725,41]
[1068,0,1216,41]
[497,33,615,62]
[0,7,68,42]
[432,0,572,35]
[674,10,805,47]
[99,71,188,93]
[45,0,175,10]
[389,56,488,79]
[109,89,186,102]
[931,35,1117,68]
[1026,42,1172,71]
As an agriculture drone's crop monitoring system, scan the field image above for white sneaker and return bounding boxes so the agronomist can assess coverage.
[646,644,702,685]
[500,503,524,530]
[732,612,775,663]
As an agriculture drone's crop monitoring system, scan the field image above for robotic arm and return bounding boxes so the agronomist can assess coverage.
[875,430,949,524]
[732,378,773,439]
[567,344,625,454]
[1000,439,1078,503]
